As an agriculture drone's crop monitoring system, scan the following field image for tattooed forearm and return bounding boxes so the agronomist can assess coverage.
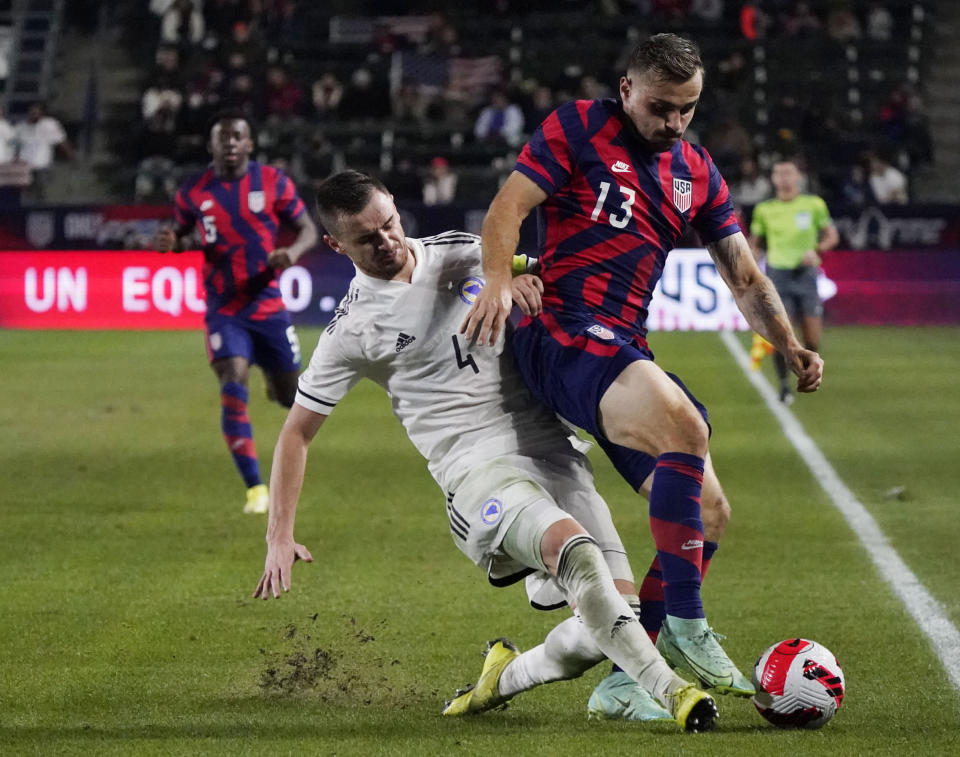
[740,277,795,349]
[707,233,799,352]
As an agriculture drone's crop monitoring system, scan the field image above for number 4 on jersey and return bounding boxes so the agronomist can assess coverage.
[451,335,479,374]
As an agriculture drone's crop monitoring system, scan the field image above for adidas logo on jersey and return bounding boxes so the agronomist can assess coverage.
[610,160,632,174]
[395,332,416,352]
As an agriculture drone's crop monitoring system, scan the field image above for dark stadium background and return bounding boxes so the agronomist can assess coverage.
[0,0,957,328]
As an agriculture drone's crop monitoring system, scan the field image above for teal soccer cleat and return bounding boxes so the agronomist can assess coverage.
[656,620,755,697]
[587,671,673,722]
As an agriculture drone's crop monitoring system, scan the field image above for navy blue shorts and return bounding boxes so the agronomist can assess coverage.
[510,316,709,491]
[204,310,302,373]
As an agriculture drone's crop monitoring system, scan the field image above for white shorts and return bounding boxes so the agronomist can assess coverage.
[446,449,633,608]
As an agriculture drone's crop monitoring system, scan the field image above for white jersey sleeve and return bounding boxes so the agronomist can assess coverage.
[296,286,367,415]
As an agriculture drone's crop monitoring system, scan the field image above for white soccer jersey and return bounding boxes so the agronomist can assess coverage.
[296,231,575,493]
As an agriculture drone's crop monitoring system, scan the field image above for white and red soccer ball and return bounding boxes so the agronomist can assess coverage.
[752,638,845,729]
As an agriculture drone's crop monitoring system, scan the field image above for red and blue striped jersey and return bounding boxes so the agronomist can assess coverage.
[174,160,306,319]
[515,98,740,343]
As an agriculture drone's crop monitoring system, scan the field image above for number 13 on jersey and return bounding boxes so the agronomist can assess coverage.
[590,181,636,229]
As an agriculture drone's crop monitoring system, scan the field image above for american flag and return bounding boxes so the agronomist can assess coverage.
[447,56,502,98]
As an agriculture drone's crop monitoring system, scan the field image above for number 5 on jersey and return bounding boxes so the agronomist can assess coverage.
[451,335,478,374]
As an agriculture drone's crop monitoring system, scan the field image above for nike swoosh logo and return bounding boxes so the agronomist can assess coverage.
[681,540,703,550]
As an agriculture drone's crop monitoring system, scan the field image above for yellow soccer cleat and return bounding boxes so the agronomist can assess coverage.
[667,683,718,733]
[243,484,269,514]
[442,638,520,716]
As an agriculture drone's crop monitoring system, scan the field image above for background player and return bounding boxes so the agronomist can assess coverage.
[749,157,839,404]
[253,170,718,731]
[153,110,318,514]
[461,33,823,695]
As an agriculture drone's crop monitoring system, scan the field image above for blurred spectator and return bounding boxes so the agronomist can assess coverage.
[690,0,724,24]
[203,0,255,49]
[739,1,769,39]
[783,3,822,38]
[474,88,525,147]
[339,68,392,121]
[261,0,299,51]
[424,14,462,57]
[151,44,184,90]
[866,3,893,41]
[526,84,555,130]
[393,80,428,123]
[158,0,205,48]
[135,156,178,202]
[219,21,266,73]
[826,7,861,42]
[579,75,612,100]
[311,72,343,121]
[264,65,305,119]
[769,94,805,152]
[652,0,690,19]
[387,158,423,203]
[0,103,15,164]
[302,129,337,189]
[839,162,873,209]
[731,157,771,206]
[140,73,183,159]
[879,86,909,145]
[14,102,74,199]
[703,116,752,176]
[867,151,908,204]
[179,61,224,160]
[422,156,458,205]
[222,72,259,121]
[715,50,748,93]
[903,92,934,167]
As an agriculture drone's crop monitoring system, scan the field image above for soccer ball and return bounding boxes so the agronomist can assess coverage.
[752,638,845,729]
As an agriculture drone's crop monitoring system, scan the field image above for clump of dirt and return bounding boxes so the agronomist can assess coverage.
[257,614,419,706]
[259,646,337,694]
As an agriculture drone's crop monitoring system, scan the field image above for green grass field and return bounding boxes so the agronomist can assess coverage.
[2,326,959,756]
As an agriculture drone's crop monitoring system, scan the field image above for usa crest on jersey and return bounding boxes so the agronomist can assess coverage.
[673,178,692,214]
[248,191,265,213]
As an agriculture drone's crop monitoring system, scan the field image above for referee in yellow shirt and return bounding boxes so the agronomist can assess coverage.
[749,157,839,405]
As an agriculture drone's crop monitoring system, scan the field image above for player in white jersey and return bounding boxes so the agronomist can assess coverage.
[252,171,718,732]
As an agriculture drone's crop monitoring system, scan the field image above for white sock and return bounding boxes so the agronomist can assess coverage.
[556,535,686,705]
[498,615,604,697]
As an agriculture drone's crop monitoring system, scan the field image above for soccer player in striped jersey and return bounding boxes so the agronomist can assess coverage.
[253,171,718,732]
[153,111,317,514]
[462,34,823,701]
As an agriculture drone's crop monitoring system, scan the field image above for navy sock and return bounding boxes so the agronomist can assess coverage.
[649,452,705,620]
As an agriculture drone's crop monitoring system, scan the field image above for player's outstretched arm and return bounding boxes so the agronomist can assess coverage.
[268,212,319,270]
[254,403,327,599]
[461,171,548,346]
[708,232,823,393]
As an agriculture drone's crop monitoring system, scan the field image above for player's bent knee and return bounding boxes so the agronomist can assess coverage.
[657,403,709,456]
[539,518,591,576]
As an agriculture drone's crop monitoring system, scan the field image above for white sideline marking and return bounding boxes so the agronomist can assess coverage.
[719,330,960,693]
